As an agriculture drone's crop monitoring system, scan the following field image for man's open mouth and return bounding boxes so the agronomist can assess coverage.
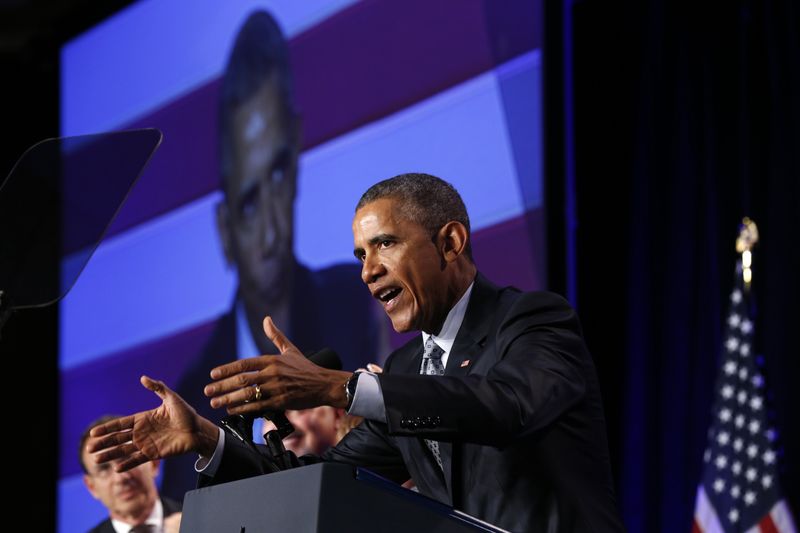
[375,287,403,311]
[377,287,402,302]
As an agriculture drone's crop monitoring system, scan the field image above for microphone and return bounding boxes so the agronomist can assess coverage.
[307,347,342,371]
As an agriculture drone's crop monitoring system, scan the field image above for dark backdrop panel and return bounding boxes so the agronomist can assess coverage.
[569,0,799,531]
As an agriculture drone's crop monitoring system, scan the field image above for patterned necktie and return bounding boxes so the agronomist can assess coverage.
[421,336,445,470]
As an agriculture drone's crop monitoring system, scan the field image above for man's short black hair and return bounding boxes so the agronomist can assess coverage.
[219,10,296,193]
[356,173,473,260]
[78,415,119,474]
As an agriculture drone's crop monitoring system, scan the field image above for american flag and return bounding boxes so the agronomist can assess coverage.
[693,261,797,533]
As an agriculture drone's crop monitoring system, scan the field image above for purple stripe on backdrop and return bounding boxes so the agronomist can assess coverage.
[60,208,545,478]
[289,0,540,147]
[86,0,539,253]
[99,82,221,251]
[472,207,545,293]
[59,320,216,478]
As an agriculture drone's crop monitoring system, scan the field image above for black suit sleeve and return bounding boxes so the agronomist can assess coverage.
[378,291,589,446]
[200,421,409,487]
[319,419,409,483]
[197,437,283,488]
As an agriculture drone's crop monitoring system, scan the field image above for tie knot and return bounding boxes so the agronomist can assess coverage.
[424,337,444,359]
[422,338,445,376]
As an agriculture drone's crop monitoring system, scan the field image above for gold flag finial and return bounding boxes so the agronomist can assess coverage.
[736,217,758,287]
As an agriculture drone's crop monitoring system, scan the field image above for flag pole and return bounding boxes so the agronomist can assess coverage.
[735,217,758,290]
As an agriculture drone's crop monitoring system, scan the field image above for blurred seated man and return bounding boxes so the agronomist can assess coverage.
[261,407,362,456]
[80,416,181,533]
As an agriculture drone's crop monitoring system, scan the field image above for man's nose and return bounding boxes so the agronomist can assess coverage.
[361,252,386,284]
[111,463,135,481]
[258,191,279,254]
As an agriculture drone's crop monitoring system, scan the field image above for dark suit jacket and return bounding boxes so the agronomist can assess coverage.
[87,497,181,533]
[162,261,385,500]
[201,274,625,532]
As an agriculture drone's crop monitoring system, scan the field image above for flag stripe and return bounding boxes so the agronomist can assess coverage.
[760,514,779,533]
[694,486,725,533]
[770,500,798,533]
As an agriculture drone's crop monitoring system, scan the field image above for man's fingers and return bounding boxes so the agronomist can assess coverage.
[87,430,133,453]
[262,316,297,354]
[116,451,150,472]
[141,375,173,400]
[206,365,264,396]
[89,415,134,437]
[93,442,139,464]
[210,357,269,381]
[209,382,267,409]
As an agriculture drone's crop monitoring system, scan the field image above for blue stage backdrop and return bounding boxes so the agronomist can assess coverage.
[58,1,546,531]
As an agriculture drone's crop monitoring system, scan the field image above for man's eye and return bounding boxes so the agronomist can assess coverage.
[238,188,259,220]
[271,166,286,185]
[379,240,393,249]
[269,148,292,190]
[92,464,111,477]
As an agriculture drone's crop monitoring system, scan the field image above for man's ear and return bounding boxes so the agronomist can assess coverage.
[438,221,470,263]
[147,460,161,479]
[83,474,99,500]
[215,200,234,266]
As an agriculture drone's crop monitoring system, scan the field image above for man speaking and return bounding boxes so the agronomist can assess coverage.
[88,173,625,532]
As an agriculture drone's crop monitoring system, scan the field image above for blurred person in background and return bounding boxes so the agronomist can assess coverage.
[80,415,181,533]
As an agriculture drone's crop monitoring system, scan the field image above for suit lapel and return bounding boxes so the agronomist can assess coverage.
[439,274,500,503]
[391,274,499,377]
[390,335,424,375]
[444,274,497,376]
[388,275,501,505]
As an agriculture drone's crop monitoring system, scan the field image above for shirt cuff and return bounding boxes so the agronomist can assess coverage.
[195,426,225,475]
[347,371,386,422]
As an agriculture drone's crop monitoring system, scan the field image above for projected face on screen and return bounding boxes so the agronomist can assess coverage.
[217,80,299,329]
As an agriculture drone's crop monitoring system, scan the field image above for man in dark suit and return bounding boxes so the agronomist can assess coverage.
[79,416,181,533]
[88,174,625,532]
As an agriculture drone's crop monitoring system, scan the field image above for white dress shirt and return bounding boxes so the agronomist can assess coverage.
[235,300,260,361]
[110,498,163,533]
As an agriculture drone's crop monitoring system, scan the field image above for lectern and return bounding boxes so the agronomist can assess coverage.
[180,463,507,532]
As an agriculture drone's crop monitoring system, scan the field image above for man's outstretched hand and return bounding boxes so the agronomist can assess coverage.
[86,376,220,472]
[203,317,352,416]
